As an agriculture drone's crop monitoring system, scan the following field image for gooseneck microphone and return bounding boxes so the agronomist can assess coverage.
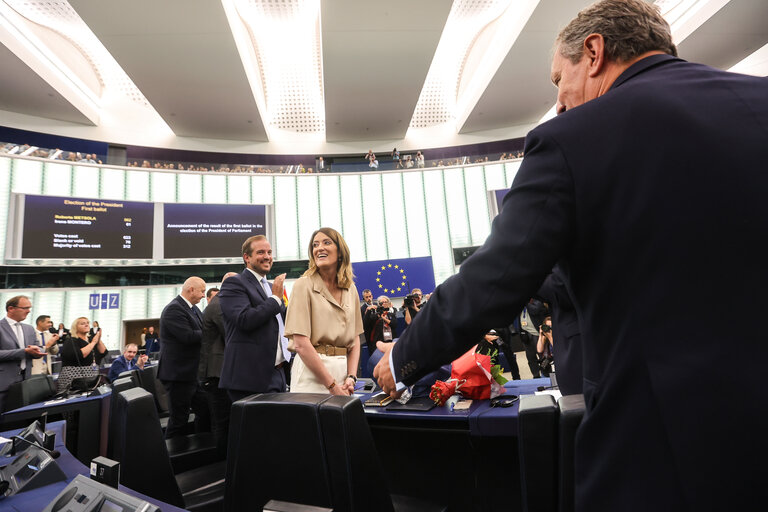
[10,436,60,459]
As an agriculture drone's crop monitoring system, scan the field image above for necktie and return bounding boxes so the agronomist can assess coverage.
[40,332,48,368]
[14,322,26,371]
[262,277,291,363]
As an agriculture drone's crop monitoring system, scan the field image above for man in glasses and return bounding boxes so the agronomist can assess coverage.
[0,296,44,412]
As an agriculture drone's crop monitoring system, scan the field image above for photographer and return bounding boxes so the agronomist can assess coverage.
[364,296,396,353]
[403,288,423,325]
[537,316,554,377]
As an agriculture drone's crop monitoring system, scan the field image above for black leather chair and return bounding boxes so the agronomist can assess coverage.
[518,394,558,512]
[225,393,335,511]
[319,395,446,512]
[4,374,55,412]
[106,375,219,474]
[112,387,225,511]
[557,395,585,512]
[117,369,140,386]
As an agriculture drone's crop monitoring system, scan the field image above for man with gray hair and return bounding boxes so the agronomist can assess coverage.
[158,276,210,439]
[375,0,767,508]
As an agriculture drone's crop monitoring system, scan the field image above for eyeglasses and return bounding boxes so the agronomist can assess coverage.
[490,395,519,408]
[12,306,32,310]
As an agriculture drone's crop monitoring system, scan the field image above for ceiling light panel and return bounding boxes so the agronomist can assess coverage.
[228,0,325,141]
[2,0,151,108]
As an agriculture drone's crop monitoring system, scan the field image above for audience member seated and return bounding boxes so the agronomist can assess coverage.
[57,316,108,392]
[108,343,148,382]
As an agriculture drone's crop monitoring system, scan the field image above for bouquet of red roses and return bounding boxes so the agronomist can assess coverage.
[429,346,508,406]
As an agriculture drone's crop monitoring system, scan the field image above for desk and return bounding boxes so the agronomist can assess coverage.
[0,391,110,466]
[0,420,188,512]
[358,378,550,512]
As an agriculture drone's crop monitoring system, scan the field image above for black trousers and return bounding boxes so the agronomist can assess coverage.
[201,378,232,457]
[520,332,541,378]
[226,365,287,403]
[161,380,210,439]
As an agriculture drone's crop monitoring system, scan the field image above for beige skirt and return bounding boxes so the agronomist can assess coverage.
[290,353,348,393]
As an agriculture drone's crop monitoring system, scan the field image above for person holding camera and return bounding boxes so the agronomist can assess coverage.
[537,316,554,377]
[403,288,423,325]
[364,296,396,353]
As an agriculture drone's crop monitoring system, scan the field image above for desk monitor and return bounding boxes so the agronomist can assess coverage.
[42,474,160,512]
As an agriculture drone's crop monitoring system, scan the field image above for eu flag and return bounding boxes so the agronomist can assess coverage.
[352,257,435,299]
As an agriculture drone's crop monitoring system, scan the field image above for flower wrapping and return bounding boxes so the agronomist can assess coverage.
[429,378,461,406]
[450,346,505,400]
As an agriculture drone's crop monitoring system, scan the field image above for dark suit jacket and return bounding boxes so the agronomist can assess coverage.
[157,295,203,382]
[218,269,286,393]
[107,355,137,382]
[391,55,768,509]
[199,294,226,380]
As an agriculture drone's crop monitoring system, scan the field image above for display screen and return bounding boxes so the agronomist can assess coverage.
[21,195,154,259]
[163,203,266,258]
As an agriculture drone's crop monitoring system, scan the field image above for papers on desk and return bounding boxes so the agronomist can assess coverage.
[44,398,70,406]
[0,436,10,445]
[535,389,562,401]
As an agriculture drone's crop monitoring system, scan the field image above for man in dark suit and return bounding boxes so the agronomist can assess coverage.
[158,276,210,439]
[107,343,148,382]
[376,1,768,509]
[199,271,237,455]
[218,235,289,402]
[0,296,44,412]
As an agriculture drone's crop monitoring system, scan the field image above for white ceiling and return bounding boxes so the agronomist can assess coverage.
[0,0,766,154]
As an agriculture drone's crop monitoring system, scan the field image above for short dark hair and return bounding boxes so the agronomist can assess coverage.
[242,235,267,259]
[557,0,677,64]
[5,295,28,311]
[362,289,372,294]
[206,287,219,299]
[35,315,51,326]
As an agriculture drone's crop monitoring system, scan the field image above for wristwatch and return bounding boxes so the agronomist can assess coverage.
[346,374,357,383]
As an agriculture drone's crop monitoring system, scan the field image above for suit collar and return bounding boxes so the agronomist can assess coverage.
[243,268,268,300]
[0,317,15,340]
[610,53,682,91]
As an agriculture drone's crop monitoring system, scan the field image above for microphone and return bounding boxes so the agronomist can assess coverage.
[10,436,60,459]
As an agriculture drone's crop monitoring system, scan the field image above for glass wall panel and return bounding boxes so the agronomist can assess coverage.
[148,287,175,319]
[504,160,522,187]
[11,158,43,194]
[401,172,430,257]
[125,170,150,201]
[318,175,342,234]
[360,174,386,259]
[296,176,320,255]
[100,168,126,200]
[31,290,65,331]
[250,175,274,205]
[380,173,408,258]
[122,288,148,320]
[43,162,72,196]
[177,173,202,203]
[151,172,176,203]
[443,168,470,247]
[483,163,507,191]
[202,174,227,204]
[0,158,12,255]
[227,175,251,204]
[62,289,94,330]
[422,170,454,285]
[72,165,100,198]
[339,175,366,262]
[273,176,300,260]
[466,166,491,245]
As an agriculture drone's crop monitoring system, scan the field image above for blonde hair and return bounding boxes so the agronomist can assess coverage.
[71,316,89,336]
[304,227,354,289]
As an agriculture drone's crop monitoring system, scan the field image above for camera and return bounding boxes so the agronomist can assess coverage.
[541,323,552,333]
[376,306,388,315]
[403,293,419,308]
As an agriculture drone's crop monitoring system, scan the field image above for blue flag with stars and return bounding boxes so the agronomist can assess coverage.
[352,257,435,299]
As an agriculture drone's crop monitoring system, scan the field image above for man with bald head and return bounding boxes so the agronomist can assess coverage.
[199,272,238,455]
[158,276,210,439]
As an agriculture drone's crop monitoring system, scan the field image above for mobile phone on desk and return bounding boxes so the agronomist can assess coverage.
[364,392,394,407]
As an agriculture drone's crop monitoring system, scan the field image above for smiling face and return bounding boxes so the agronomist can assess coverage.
[244,238,273,275]
[76,318,90,335]
[312,231,338,272]
[123,344,138,361]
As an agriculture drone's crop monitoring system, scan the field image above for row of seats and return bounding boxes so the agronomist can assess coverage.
[517,394,585,512]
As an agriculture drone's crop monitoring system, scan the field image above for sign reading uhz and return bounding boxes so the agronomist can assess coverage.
[89,293,120,310]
